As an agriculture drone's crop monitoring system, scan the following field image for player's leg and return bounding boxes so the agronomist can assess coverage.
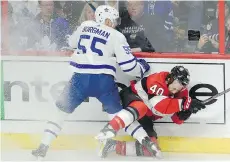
[96,100,149,140]
[118,88,153,144]
[32,73,88,158]
[96,101,159,158]
[98,85,154,157]
[100,116,162,158]
[101,139,154,157]
[96,74,123,118]
[119,115,161,156]
[96,87,150,140]
[136,116,161,154]
[99,120,149,158]
[42,73,88,144]
[97,86,162,158]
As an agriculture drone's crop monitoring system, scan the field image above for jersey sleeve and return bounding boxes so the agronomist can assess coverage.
[170,88,190,124]
[174,88,189,98]
[149,96,183,115]
[149,95,191,124]
[114,33,143,77]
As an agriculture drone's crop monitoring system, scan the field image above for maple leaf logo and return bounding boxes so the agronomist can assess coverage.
[104,8,109,12]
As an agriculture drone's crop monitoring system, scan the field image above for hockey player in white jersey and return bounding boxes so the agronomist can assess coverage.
[32,5,150,159]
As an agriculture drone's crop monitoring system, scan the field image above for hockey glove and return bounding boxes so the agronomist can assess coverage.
[181,97,206,114]
[137,59,150,77]
[177,110,192,121]
[171,110,192,125]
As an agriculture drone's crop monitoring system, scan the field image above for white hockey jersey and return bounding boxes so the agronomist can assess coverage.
[68,20,143,78]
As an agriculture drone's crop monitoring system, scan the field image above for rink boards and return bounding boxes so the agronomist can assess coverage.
[1,56,230,153]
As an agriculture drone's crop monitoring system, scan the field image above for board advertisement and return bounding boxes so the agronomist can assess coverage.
[2,59,226,124]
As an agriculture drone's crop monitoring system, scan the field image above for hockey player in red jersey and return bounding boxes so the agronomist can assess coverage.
[95,66,206,158]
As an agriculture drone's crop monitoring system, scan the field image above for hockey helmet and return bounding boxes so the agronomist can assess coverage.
[168,66,190,86]
[95,5,121,27]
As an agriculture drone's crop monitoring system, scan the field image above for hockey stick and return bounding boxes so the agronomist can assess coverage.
[191,87,230,125]
[201,87,230,104]
[85,0,96,11]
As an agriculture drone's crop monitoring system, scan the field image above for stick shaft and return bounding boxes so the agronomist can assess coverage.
[202,87,230,104]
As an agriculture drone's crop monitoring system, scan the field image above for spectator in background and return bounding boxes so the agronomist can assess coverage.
[53,1,86,32]
[24,0,72,51]
[195,3,229,53]
[10,1,35,23]
[104,0,119,10]
[75,2,99,29]
[117,1,171,52]
[117,1,154,52]
[63,1,85,32]
[186,1,204,48]
[145,0,174,44]
[54,1,67,18]
[173,1,204,52]
[173,22,188,52]
[2,1,35,51]
[202,1,217,28]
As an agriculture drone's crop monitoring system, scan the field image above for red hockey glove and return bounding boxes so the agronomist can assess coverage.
[181,97,206,114]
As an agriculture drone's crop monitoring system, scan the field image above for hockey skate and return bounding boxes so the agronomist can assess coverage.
[141,137,162,159]
[95,123,117,140]
[31,143,49,160]
[98,139,117,158]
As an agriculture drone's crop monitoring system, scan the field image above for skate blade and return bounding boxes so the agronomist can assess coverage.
[155,151,163,159]
[95,133,115,140]
[31,153,45,161]
[151,145,163,159]
[37,156,45,161]
[96,140,106,158]
[97,139,114,158]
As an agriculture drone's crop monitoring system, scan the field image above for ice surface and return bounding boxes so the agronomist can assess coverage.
[1,150,230,161]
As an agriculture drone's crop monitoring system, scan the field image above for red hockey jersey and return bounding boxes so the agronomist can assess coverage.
[131,71,189,124]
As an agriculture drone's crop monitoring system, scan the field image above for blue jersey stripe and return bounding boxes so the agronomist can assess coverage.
[125,124,131,132]
[70,61,116,72]
[123,61,137,72]
[131,125,142,136]
[118,57,136,66]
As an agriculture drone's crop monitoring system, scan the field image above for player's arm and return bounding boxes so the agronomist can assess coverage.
[171,110,192,124]
[114,33,150,78]
[174,88,189,98]
[150,96,183,114]
[171,88,191,124]
[149,95,206,116]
